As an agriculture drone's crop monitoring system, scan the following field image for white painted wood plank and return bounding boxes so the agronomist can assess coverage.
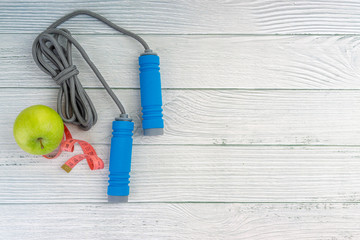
[1,88,360,145]
[2,0,360,34]
[3,34,360,89]
[0,0,255,34]
[1,203,359,239]
[2,145,360,203]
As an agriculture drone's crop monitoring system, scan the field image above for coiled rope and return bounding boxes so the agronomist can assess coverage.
[32,10,150,130]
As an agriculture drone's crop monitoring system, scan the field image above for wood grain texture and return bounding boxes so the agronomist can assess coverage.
[2,0,360,34]
[2,145,360,203]
[1,203,360,240]
[3,34,360,89]
[251,0,360,34]
[2,88,360,146]
[0,0,255,34]
[2,1,360,238]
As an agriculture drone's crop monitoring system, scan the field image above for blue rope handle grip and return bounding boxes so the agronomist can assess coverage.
[139,54,164,136]
[107,119,134,203]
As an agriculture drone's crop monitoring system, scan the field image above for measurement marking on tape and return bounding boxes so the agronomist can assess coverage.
[43,124,104,173]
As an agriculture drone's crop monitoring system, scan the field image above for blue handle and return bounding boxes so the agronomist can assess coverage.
[107,120,134,202]
[139,54,164,136]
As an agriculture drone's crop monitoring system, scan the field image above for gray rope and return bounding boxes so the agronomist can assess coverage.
[32,10,150,130]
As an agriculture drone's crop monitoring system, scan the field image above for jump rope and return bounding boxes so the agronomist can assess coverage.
[32,10,164,202]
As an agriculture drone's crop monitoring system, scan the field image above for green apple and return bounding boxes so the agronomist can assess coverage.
[13,105,64,155]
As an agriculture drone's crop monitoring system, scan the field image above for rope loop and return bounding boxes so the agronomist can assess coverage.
[53,65,79,85]
[32,10,150,130]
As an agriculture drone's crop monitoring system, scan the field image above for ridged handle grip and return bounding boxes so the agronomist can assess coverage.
[139,54,164,136]
[107,120,134,202]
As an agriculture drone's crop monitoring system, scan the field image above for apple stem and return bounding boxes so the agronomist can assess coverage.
[38,138,44,149]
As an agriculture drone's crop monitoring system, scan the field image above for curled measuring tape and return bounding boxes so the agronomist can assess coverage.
[43,124,104,173]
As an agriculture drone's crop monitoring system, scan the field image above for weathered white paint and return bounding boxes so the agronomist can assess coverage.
[2,0,360,34]
[2,34,360,89]
[1,145,360,203]
[1,88,360,145]
[1,203,360,240]
[2,1,360,239]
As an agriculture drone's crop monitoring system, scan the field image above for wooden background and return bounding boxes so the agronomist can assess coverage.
[1,0,360,239]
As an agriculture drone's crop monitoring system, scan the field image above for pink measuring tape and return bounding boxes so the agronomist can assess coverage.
[43,124,104,173]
